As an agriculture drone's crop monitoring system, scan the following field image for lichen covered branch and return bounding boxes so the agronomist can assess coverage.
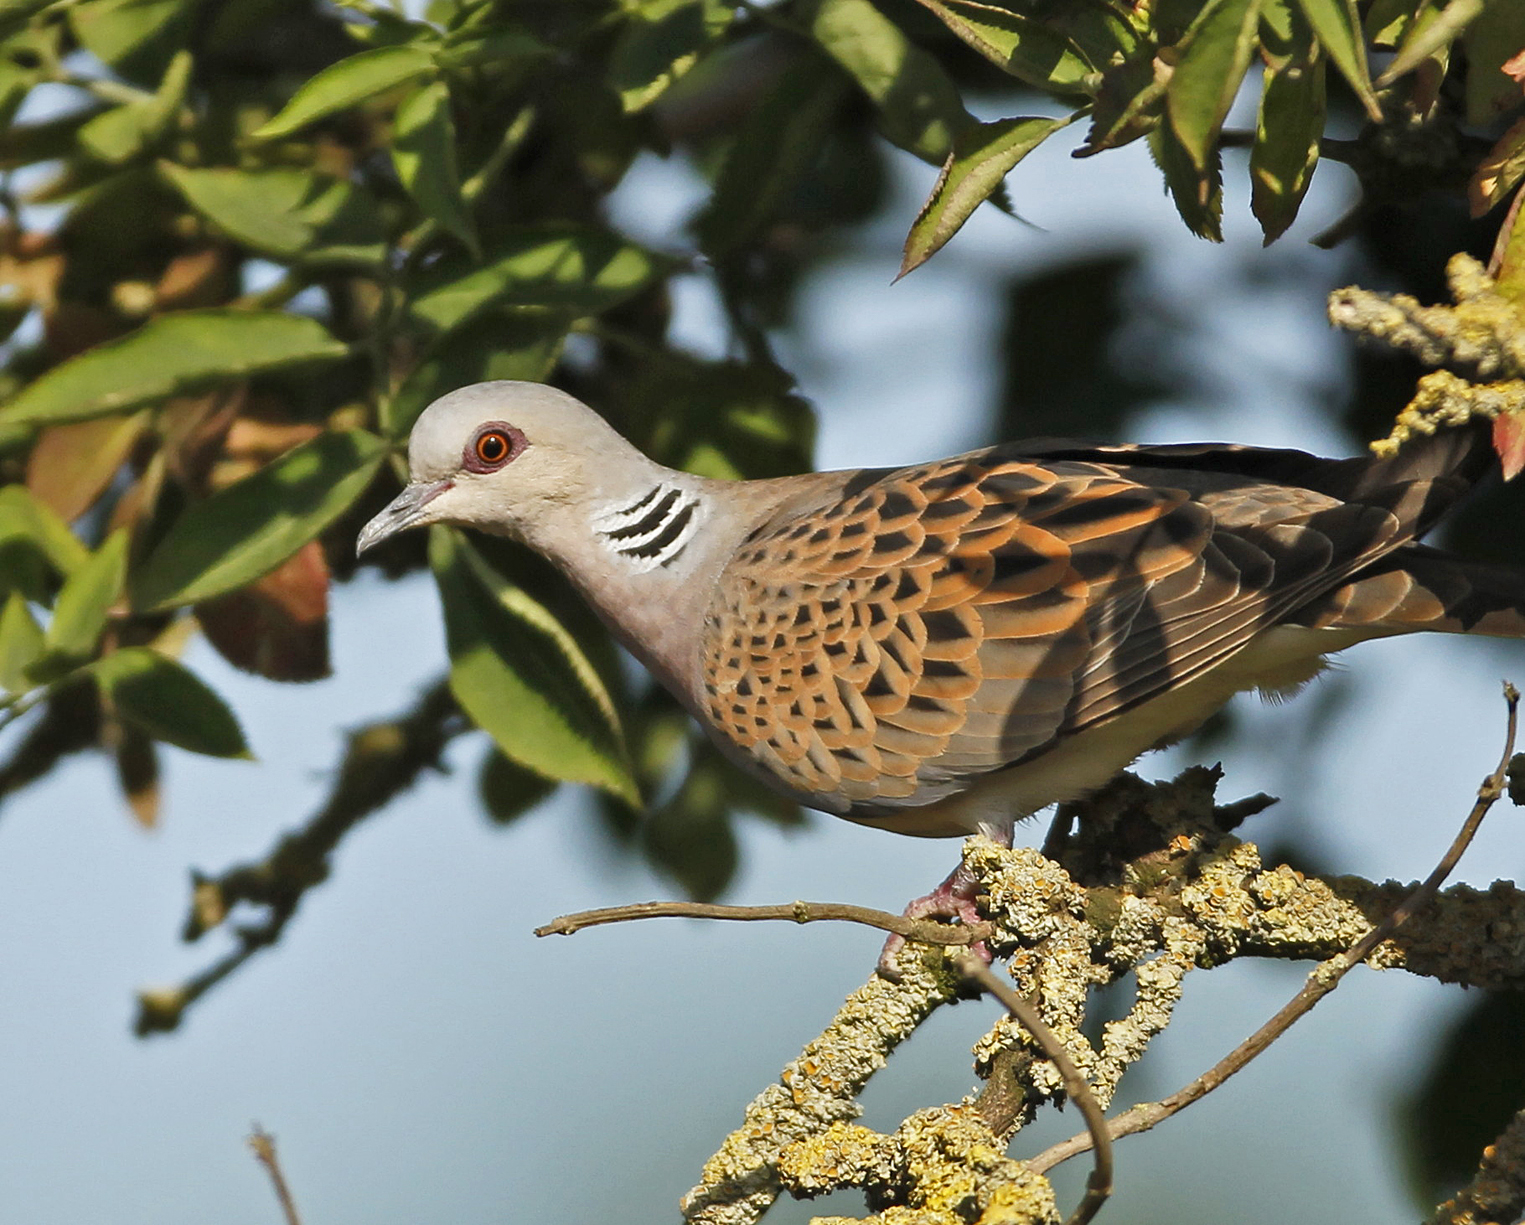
[1427,1108,1525,1225]
[675,707,1525,1223]
[1033,684,1519,1174]
[1329,253,1525,458]
[681,949,968,1225]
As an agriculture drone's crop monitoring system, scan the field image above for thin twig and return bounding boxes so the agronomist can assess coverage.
[1031,682,1521,1175]
[136,680,465,1036]
[248,1126,303,1225]
[535,899,994,946]
[956,955,1113,1225]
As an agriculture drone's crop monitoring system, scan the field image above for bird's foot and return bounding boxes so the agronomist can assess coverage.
[877,859,989,982]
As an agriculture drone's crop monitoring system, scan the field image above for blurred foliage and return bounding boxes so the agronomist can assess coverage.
[0,0,1520,1053]
[995,251,1171,440]
[1401,990,1525,1210]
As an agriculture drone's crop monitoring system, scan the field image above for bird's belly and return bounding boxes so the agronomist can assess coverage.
[846,624,1369,837]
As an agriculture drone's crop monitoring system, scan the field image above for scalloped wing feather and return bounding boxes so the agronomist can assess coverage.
[697,439,1473,819]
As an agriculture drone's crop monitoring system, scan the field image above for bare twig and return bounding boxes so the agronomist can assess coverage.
[535,898,994,946]
[248,1126,303,1225]
[135,680,467,1036]
[957,954,1113,1225]
[1031,682,1521,1175]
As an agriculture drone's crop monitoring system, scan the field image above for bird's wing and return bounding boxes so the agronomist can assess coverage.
[699,442,1443,816]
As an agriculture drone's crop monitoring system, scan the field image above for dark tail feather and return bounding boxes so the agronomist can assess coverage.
[1023,420,1497,535]
[1346,418,1497,538]
[1293,543,1525,638]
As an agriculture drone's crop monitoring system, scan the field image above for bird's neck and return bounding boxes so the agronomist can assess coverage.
[514,467,763,709]
[587,478,706,573]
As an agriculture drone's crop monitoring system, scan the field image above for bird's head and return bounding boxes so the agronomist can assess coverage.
[355,380,642,556]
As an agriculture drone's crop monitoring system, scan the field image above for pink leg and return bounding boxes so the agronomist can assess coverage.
[877,858,992,982]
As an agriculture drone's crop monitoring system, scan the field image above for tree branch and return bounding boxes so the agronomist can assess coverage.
[958,955,1112,1225]
[665,691,1525,1223]
[681,946,969,1225]
[135,679,468,1036]
[1029,682,1520,1175]
[535,899,993,946]
[1427,1106,1525,1225]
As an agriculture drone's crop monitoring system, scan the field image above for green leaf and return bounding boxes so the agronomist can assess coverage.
[609,0,735,113]
[695,59,850,256]
[383,311,566,438]
[1167,0,1262,173]
[407,227,670,335]
[1382,0,1484,84]
[1251,40,1325,242]
[45,528,127,663]
[1470,117,1525,218]
[1292,0,1381,119]
[160,163,387,265]
[436,27,553,70]
[0,591,44,693]
[1497,180,1525,301]
[391,80,476,253]
[431,528,637,803]
[901,113,1075,278]
[478,747,555,826]
[0,0,65,41]
[0,310,350,429]
[70,0,190,82]
[92,646,250,758]
[0,105,109,169]
[1462,0,1525,123]
[641,757,738,901]
[341,8,438,49]
[1149,118,1223,240]
[253,43,438,140]
[1259,0,1294,48]
[130,429,386,612]
[911,0,1097,94]
[801,0,971,164]
[1077,54,1167,155]
[78,46,190,164]
[0,485,88,576]
[1363,0,1416,46]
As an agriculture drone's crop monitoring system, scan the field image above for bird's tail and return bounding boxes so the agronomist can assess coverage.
[1293,544,1525,639]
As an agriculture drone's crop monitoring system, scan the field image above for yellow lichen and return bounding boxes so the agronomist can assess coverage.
[1327,253,1525,456]
[685,763,1525,1225]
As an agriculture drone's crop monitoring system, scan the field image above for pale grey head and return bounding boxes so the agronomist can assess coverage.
[355,380,662,557]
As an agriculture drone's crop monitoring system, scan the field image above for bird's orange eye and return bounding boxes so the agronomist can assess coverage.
[475,431,511,465]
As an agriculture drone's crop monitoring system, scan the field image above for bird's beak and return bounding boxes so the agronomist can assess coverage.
[356,479,453,556]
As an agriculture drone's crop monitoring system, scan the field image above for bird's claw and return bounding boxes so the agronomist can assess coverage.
[877,861,990,982]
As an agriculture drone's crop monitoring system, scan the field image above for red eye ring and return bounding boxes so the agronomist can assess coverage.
[463,422,524,473]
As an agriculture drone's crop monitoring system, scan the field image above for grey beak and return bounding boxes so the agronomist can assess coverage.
[356,479,452,556]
